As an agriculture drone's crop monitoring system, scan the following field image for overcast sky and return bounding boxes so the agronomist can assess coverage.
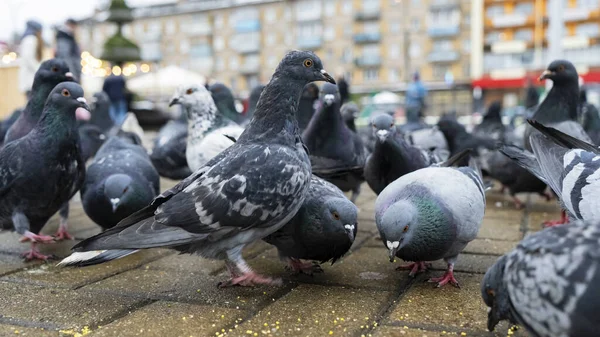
[0,0,171,42]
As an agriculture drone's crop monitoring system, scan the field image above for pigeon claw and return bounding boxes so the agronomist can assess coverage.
[427,270,460,288]
[286,258,323,275]
[21,249,53,262]
[19,233,55,244]
[54,228,74,241]
[396,261,431,277]
[542,210,568,228]
[218,272,283,288]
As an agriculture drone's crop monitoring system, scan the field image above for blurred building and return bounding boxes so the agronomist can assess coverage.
[471,0,600,106]
[78,0,474,114]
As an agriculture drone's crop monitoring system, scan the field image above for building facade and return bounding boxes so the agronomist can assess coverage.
[79,0,474,114]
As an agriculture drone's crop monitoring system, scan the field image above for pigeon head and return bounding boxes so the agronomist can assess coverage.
[371,113,397,142]
[45,82,91,121]
[322,197,358,244]
[379,199,418,262]
[91,91,110,112]
[341,102,360,121]
[34,59,74,89]
[302,83,320,100]
[539,60,578,86]
[103,173,134,213]
[319,83,340,107]
[209,82,238,118]
[169,84,217,120]
[275,50,335,85]
[484,101,502,121]
[482,255,515,331]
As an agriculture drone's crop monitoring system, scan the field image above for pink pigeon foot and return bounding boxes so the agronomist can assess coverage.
[542,210,568,228]
[396,261,431,277]
[54,222,74,241]
[21,244,52,261]
[428,265,460,288]
[218,271,283,288]
[286,258,323,275]
[19,232,55,243]
[512,196,524,210]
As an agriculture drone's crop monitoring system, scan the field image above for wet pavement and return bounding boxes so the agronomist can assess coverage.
[0,178,558,337]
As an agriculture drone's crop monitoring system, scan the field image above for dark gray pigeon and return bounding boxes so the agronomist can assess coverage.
[4,59,76,144]
[209,82,241,124]
[296,83,319,131]
[88,91,114,133]
[150,120,191,180]
[263,176,358,274]
[0,82,88,260]
[59,51,336,287]
[473,101,506,141]
[0,108,22,147]
[579,89,600,145]
[78,124,107,162]
[81,135,160,230]
[437,117,496,166]
[245,84,265,125]
[364,114,433,195]
[303,83,366,202]
[482,220,600,336]
[375,151,486,287]
[341,102,359,132]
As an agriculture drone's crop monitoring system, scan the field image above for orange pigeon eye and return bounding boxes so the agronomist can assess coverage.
[186,88,194,95]
[61,89,70,97]
[403,225,409,232]
[332,212,340,220]
[303,59,313,68]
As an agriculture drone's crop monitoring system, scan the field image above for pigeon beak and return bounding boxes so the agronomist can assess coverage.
[487,306,500,332]
[110,198,120,213]
[169,97,180,107]
[389,247,398,263]
[344,224,356,242]
[538,70,554,81]
[320,69,336,84]
[65,72,74,79]
[323,94,335,106]
[75,97,91,121]
[376,129,389,141]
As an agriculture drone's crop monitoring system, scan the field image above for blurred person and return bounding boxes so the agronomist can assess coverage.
[337,76,350,103]
[405,71,427,122]
[524,77,539,113]
[103,62,128,125]
[55,18,81,82]
[18,20,43,99]
[580,89,600,144]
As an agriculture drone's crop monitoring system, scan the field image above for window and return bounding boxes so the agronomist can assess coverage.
[122,24,131,37]
[342,48,352,63]
[180,39,190,54]
[576,23,599,37]
[577,0,599,10]
[295,0,322,21]
[485,31,502,43]
[190,43,211,58]
[362,44,380,58]
[189,14,210,34]
[165,20,177,35]
[324,0,336,16]
[265,8,277,23]
[390,22,401,33]
[147,21,161,34]
[463,14,471,26]
[410,18,420,32]
[229,56,239,71]
[324,26,335,41]
[216,58,225,71]
[462,62,470,78]
[268,55,277,68]
[297,22,323,38]
[486,5,504,17]
[343,0,353,14]
[266,33,277,46]
[433,65,449,80]
[134,23,145,35]
[388,69,399,83]
[462,39,471,53]
[214,36,224,51]
[514,3,534,15]
[364,68,379,81]
[363,0,380,13]
[389,44,400,59]
[409,44,421,58]
[428,8,459,27]
[363,22,379,34]
[432,40,453,52]
[514,29,533,41]
[214,14,224,29]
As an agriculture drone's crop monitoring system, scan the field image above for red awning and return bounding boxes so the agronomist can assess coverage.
[472,70,600,89]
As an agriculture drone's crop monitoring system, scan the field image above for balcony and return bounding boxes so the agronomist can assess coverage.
[429,0,459,10]
[240,61,260,75]
[427,50,459,62]
[354,10,380,21]
[234,20,260,33]
[296,37,322,49]
[489,13,531,28]
[427,26,460,37]
[354,56,381,67]
[353,33,381,44]
[188,24,212,36]
[230,32,260,54]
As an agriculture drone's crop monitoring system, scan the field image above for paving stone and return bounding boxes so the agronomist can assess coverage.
[527,210,563,233]
[386,273,490,331]
[0,253,43,277]
[357,217,378,233]
[0,232,79,257]
[483,207,523,223]
[3,249,171,289]
[371,325,527,337]
[477,219,522,242]
[0,325,57,336]
[90,301,243,337]
[0,281,145,329]
[463,239,516,256]
[82,267,288,309]
[429,254,500,275]
[235,284,392,336]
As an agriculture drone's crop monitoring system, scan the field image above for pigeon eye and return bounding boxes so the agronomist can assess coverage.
[486,288,495,297]
[403,225,409,232]
[61,89,70,97]
[332,212,340,220]
[123,187,129,193]
[51,66,59,72]
[557,65,565,72]
[390,123,394,127]
[303,59,313,68]
[372,124,377,128]
[186,88,194,95]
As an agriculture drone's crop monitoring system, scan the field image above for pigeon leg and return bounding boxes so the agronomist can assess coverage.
[285,258,323,275]
[396,261,431,277]
[542,210,568,228]
[13,213,54,243]
[350,185,361,203]
[428,263,460,288]
[499,185,506,194]
[21,243,52,261]
[219,248,282,287]
[19,231,55,243]
[512,196,524,210]
[54,202,74,241]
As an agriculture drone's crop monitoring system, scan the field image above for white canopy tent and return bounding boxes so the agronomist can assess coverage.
[127,65,206,98]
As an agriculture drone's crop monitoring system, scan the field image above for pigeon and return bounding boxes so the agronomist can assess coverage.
[303,82,366,202]
[59,50,336,287]
[482,220,600,336]
[437,117,496,166]
[296,83,319,131]
[150,120,192,180]
[88,91,114,133]
[0,82,88,260]
[78,124,107,162]
[473,101,506,141]
[245,84,265,125]
[579,89,600,145]
[209,82,241,124]
[4,59,76,144]
[501,120,600,224]
[81,134,160,230]
[169,84,245,172]
[341,102,359,132]
[263,176,358,274]
[375,150,486,287]
[364,113,433,195]
[404,126,449,153]
[0,108,22,147]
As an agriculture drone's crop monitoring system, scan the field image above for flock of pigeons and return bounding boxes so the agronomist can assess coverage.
[0,51,598,336]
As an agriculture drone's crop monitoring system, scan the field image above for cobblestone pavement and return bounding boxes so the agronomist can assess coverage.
[0,178,560,337]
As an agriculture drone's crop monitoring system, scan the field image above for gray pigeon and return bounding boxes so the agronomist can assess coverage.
[78,124,107,162]
[365,114,434,195]
[263,176,358,274]
[296,83,319,131]
[150,120,192,180]
[81,135,160,230]
[59,51,336,287]
[482,220,600,336]
[341,102,359,133]
[375,151,486,287]
[209,82,241,124]
[0,82,88,260]
[169,84,244,172]
[88,91,114,133]
[303,83,366,202]
[473,101,506,141]
[245,84,265,125]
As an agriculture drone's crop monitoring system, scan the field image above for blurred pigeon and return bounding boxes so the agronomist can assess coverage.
[482,220,600,335]
[0,108,22,147]
[4,59,75,144]
[88,91,114,132]
[169,84,244,172]
[437,118,496,166]
[296,83,319,131]
[60,50,336,287]
[364,114,433,194]
[303,82,366,202]
[341,102,359,132]
[579,89,600,145]
[78,124,107,162]
[501,120,600,224]
[376,150,486,287]
[404,126,449,153]
[150,120,192,180]
[81,135,160,230]
[245,84,265,125]
[263,176,357,274]
[0,83,87,260]
[209,82,241,124]
[473,101,505,141]
[120,113,145,142]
